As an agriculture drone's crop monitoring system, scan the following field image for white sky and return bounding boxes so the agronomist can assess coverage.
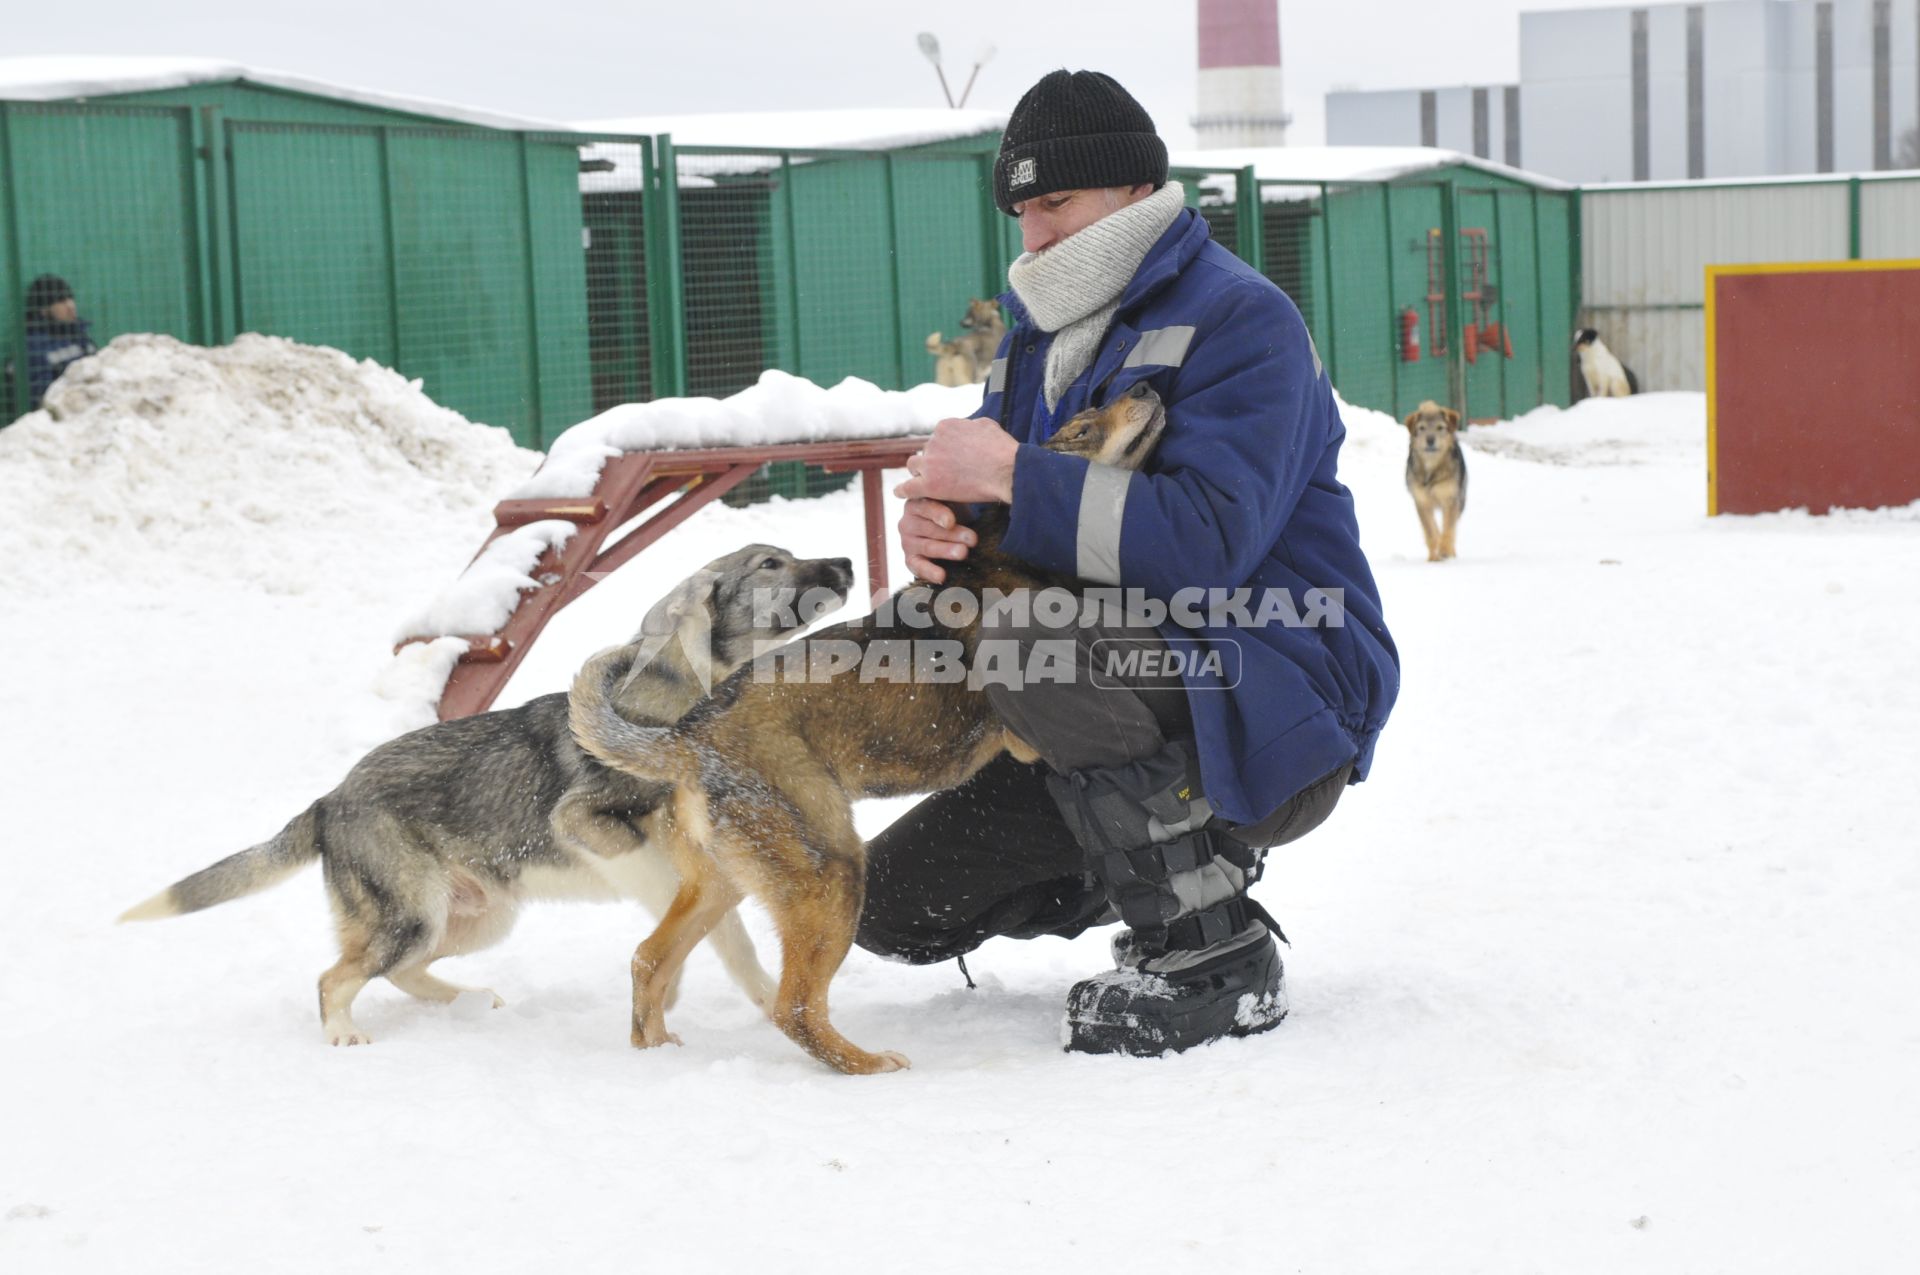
[3,0,1617,147]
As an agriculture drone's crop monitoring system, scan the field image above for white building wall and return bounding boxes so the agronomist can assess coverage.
[1703,2,1778,175]
[1833,0,1875,170]
[1325,90,1423,146]
[1325,85,1511,159]
[1520,7,1639,180]
[1859,176,1920,253]
[1900,1,1920,162]
[1648,3,1692,178]
[1335,0,1920,182]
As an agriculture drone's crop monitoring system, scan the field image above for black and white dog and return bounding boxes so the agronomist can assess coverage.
[1571,328,1639,401]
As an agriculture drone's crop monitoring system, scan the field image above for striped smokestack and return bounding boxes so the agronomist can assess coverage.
[1193,0,1290,148]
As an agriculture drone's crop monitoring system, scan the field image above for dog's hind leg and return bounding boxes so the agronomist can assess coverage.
[760,838,910,1076]
[317,894,441,1045]
[705,908,778,1015]
[387,963,507,1009]
[319,955,377,1046]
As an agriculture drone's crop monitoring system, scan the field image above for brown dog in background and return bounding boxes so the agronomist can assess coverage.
[570,383,1168,1074]
[1404,399,1467,562]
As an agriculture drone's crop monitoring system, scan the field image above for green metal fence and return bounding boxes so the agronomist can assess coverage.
[1,100,659,446]
[1172,165,1579,423]
[660,140,1016,502]
[4,98,1577,452]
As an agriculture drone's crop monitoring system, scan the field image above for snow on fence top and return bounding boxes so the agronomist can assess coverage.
[578,108,1005,152]
[0,56,566,131]
[576,108,1006,189]
[1170,145,1573,200]
[511,370,980,501]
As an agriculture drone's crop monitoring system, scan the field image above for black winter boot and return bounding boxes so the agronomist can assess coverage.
[1048,743,1288,1056]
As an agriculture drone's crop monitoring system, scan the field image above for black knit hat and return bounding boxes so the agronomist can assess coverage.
[25,274,73,315]
[994,70,1168,216]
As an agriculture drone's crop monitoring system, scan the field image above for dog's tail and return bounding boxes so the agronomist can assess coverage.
[119,803,322,922]
[569,645,702,787]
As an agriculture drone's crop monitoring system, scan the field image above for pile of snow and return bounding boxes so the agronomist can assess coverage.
[0,334,539,597]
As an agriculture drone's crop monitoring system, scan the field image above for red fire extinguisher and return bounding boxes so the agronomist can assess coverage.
[1399,307,1420,363]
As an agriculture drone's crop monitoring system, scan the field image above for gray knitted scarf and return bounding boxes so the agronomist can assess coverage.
[1007,181,1187,410]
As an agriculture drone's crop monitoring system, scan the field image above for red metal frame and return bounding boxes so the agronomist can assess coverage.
[402,437,927,721]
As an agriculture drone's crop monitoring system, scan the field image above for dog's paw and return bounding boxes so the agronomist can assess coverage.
[871,1050,912,1073]
[630,1024,683,1050]
[327,1028,373,1047]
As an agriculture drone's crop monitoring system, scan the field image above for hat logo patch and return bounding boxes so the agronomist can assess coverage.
[1010,157,1036,188]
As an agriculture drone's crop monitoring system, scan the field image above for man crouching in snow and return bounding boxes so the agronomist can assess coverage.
[857,69,1400,1055]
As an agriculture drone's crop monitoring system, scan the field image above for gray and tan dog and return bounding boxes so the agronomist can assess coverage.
[571,383,1169,1075]
[925,298,1007,386]
[1403,399,1468,562]
[121,545,853,1046]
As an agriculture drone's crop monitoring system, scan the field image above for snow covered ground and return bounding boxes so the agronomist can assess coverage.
[3,342,1917,1273]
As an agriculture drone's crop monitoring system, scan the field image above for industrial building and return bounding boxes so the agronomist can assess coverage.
[1327,0,1920,182]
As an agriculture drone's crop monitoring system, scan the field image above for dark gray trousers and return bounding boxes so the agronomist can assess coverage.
[856,612,1350,964]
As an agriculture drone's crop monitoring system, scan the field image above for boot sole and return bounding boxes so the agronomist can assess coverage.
[1063,976,1289,1057]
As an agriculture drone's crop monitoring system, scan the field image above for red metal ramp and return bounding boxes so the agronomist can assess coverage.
[402,437,925,721]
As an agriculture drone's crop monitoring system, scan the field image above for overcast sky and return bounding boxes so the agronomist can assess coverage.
[7,0,1613,147]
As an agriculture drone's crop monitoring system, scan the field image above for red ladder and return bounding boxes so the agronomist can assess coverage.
[401,437,926,721]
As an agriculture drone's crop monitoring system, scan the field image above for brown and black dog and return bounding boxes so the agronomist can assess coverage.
[1403,399,1467,562]
[570,383,1167,1074]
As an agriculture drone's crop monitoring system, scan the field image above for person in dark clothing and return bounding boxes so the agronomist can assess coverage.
[861,70,1399,1057]
[15,275,98,412]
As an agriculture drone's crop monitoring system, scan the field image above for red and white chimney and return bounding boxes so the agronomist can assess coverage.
[1193,0,1289,148]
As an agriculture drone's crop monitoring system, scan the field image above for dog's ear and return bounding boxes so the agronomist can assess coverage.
[638,569,720,640]
[1441,407,1461,431]
[1402,410,1421,432]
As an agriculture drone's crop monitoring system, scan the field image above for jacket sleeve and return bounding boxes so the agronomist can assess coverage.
[998,282,1327,597]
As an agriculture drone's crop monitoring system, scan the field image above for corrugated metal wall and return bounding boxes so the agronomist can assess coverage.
[1580,176,1920,390]
[1858,181,1920,258]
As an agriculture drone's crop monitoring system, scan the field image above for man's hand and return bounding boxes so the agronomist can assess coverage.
[893,417,1019,506]
[898,497,976,584]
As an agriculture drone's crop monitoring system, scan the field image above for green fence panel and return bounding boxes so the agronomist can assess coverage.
[386,129,540,442]
[1452,187,1506,419]
[227,123,396,365]
[677,152,780,398]
[0,109,19,416]
[1256,188,1321,347]
[893,150,998,391]
[579,136,655,413]
[522,133,594,438]
[1383,184,1454,417]
[1536,191,1577,407]
[1,102,203,416]
[1493,187,1545,416]
[1319,184,1398,418]
[787,154,898,390]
